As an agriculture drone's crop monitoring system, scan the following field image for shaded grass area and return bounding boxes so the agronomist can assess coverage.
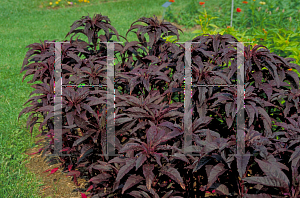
[0,0,196,197]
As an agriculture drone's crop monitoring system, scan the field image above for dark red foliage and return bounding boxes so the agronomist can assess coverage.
[20,13,300,197]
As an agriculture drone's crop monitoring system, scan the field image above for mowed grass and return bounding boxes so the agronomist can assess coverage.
[0,0,195,197]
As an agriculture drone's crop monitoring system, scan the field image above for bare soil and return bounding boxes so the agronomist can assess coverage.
[24,138,89,198]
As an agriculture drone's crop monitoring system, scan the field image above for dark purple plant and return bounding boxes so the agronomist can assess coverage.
[19,13,300,198]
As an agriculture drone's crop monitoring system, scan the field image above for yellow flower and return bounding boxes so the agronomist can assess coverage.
[58,0,61,1]
[68,1,71,4]
[49,2,53,5]
[259,1,266,4]
[56,1,59,4]
[84,0,87,2]
[88,0,90,2]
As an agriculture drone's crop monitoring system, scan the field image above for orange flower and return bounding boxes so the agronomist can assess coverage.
[242,1,248,3]
[236,8,242,12]
[199,2,205,5]
[169,0,175,2]
[263,28,267,34]
[288,68,293,71]
[227,26,231,28]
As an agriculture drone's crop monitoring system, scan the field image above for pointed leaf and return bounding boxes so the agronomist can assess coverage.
[236,151,251,178]
[257,107,272,128]
[245,194,272,198]
[161,167,185,190]
[260,83,273,101]
[136,153,148,171]
[116,158,136,182]
[243,176,289,189]
[215,184,229,195]
[122,174,144,194]
[254,158,290,189]
[143,164,155,190]
[172,153,190,163]
[89,172,112,184]
[289,146,300,163]
[193,156,212,172]
[67,170,81,177]
[128,191,151,198]
[119,143,144,154]
[207,163,226,189]
[81,193,87,198]
[46,167,59,176]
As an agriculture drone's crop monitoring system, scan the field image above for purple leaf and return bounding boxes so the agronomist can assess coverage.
[215,184,229,195]
[135,152,148,171]
[67,170,81,177]
[118,143,144,154]
[172,153,189,164]
[108,156,126,164]
[162,190,174,198]
[286,70,300,89]
[193,156,212,173]
[244,194,272,198]
[137,184,160,198]
[207,163,226,189]
[153,153,162,167]
[128,191,151,198]
[146,126,159,146]
[260,83,273,101]
[161,166,185,190]
[257,107,272,128]
[254,158,290,189]
[89,172,112,184]
[122,41,140,54]
[122,174,144,194]
[243,176,288,189]
[72,130,96,147]
[236,151,251,178]
[143,164,155,190]
[245,105,255,127]
[289,146,300,163]
[126,107,149,115]
[92,164,113,172]
[116,158,136,182]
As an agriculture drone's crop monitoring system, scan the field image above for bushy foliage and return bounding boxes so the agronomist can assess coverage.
[20,13,300,197]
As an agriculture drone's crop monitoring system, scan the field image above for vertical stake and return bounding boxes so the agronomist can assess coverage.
[161,2,172,22]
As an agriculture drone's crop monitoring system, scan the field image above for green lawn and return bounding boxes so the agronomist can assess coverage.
[0,0,196,197]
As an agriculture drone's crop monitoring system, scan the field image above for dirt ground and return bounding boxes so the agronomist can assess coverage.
[24,138,89,198]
